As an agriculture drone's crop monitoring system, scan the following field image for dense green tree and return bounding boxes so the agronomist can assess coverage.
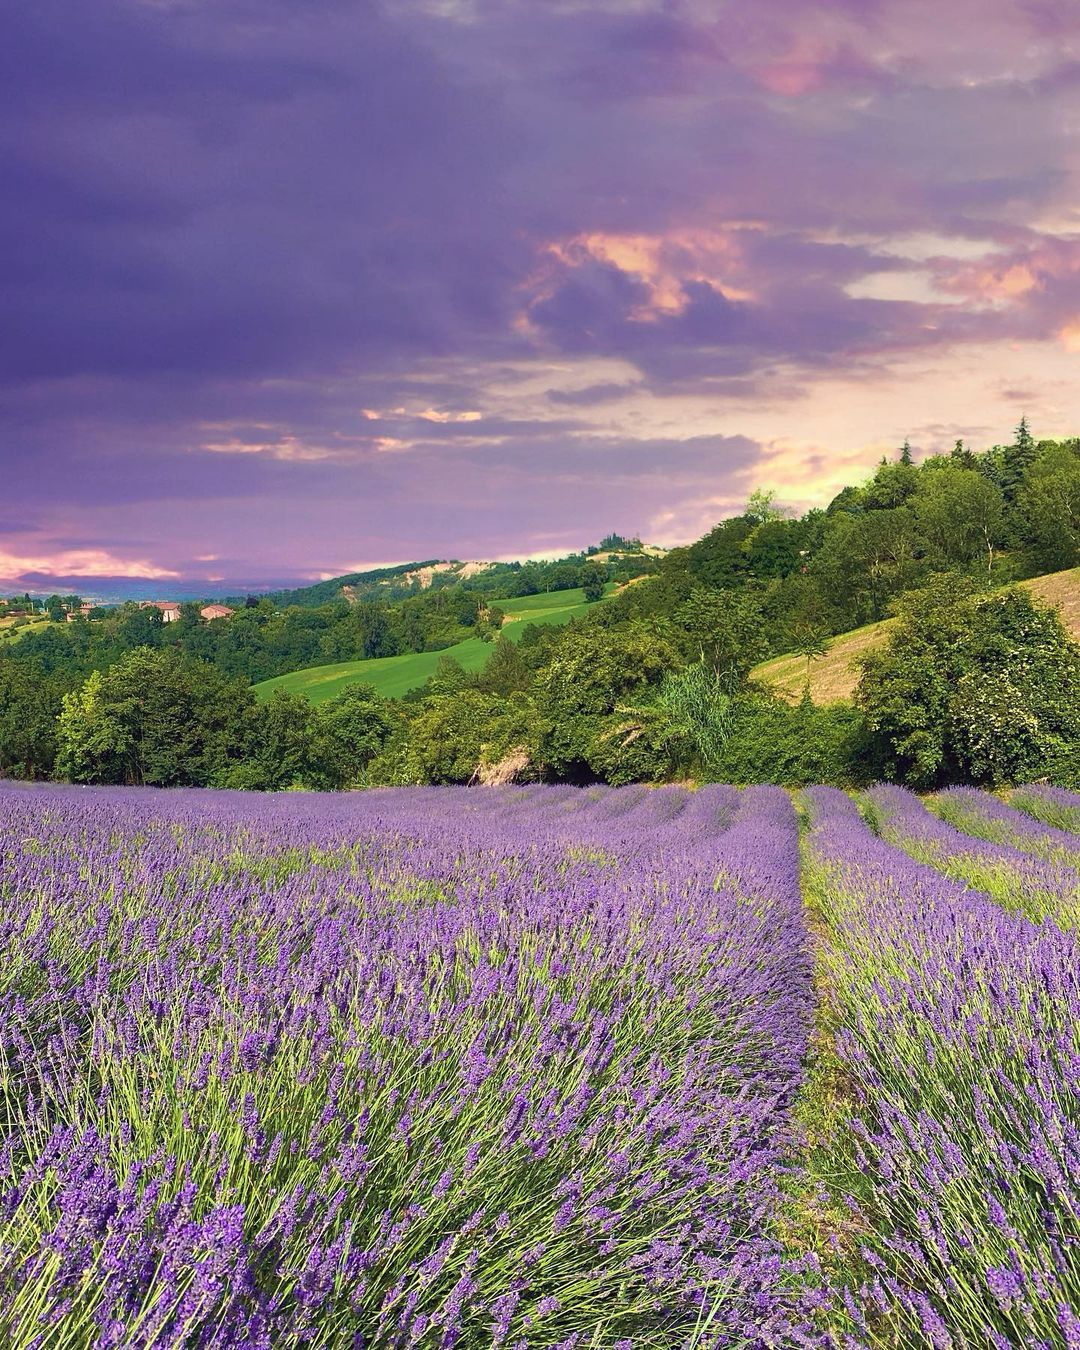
[812,508,927,624]
[676,586,771,687]
[681,516,756,589]
[1016,449,1080,573]
[580,561,607,602]
[426,654,471,696]
[825,485,863,515]
[56,648,254,786]
[1001,414,1037,498]
[509,563,545,597]
[236,690,315,790]
[475,637,532,696]
[545,562,581,591]
[863,458,919,509]
[0,660,67,778]
[402,691,542,785]
[741,518,811,579]
[537,625,679,778]
[308,684,397,789]
[911,466,1005,569]
[857,583,1080,787]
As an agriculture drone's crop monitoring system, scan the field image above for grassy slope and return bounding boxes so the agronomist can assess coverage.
[753,566,1080,705]
[0,617,51,646]
[254,586,609,704]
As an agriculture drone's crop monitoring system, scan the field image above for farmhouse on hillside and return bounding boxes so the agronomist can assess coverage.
[140,600,182,622]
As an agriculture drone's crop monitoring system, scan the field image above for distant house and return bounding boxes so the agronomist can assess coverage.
[65,603,95,624]
[140,600,181,622]
[200,604,235,621]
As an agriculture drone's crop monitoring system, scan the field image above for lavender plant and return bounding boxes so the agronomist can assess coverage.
[0,782,824,1349]
[929,786,1080,869]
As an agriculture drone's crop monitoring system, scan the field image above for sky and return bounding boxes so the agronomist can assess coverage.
[4,0,1080,592]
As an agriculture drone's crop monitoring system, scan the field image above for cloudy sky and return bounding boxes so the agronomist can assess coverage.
[4,0,1080,590]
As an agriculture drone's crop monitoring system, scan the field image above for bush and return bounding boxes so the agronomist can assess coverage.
[537,624,680,779]
[710,692,870,787]
[402,691,544,785]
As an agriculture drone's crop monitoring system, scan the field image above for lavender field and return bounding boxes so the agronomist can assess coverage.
[2,780,1080,1348]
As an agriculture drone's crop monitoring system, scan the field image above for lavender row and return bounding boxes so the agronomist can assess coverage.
[929,786,1080,869]
[863,782,1080,927]
[803,786,1080,1348]
[1011,784,1080,836]
[0,782,823,1349]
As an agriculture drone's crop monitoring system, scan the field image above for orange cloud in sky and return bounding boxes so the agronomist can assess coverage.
[202,435,341,461]
[201,432,414,460]
[417,408,483,423]
[977,263,1041,300]
[1059,322,1080,353]
[937,259,1043,305]
[0,549,180,581]
[542,230,755,323]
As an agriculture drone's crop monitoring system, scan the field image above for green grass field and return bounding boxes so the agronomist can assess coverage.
[0,617,51,645]
[254,585,611,704]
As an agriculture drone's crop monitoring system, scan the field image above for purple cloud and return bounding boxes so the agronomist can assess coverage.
[3,0,1080,587]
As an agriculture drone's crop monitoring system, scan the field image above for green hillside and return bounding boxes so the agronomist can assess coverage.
[254,586,608,704]
[753,567,1080,704]
[0,617,50,646]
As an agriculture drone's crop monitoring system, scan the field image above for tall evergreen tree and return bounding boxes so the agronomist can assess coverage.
[1001,415,1037,498]
[899,439,914,466]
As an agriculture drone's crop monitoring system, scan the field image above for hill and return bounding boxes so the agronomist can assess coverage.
[245,560,446,609]
[753,567,1080,704]
[252,542,657,609]
[253,585,607,704]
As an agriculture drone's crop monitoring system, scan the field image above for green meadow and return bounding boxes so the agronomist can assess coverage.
[253,584,610,704]
[0,617,51,646]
